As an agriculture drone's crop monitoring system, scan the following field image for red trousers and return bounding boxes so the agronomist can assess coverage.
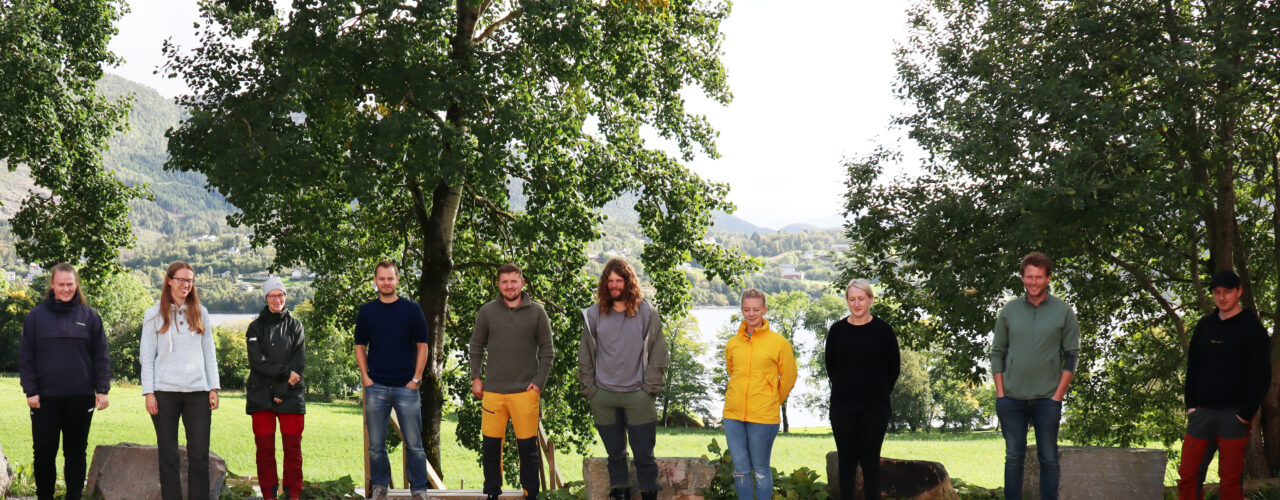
[251,411,305,498]
[1177,409,1249,500]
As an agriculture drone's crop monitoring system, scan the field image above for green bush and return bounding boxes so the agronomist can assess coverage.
[0,281,38,372]
[542,480,587,500]
[700,438,830,500]
[215,325,249,390]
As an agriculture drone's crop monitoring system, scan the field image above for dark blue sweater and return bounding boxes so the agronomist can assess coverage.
[354,297,430,386]
[19,297,111,397]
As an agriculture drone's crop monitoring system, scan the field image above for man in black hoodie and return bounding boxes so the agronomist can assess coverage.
[19,263,111,500]
[245,277,306,500]
[1177,270,1271,500]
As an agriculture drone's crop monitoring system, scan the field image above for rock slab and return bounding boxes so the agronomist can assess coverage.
[1022,445,1165,499]
[583,457,715,499]
[83,442,227,500]
[825,452,959,500]
[0,441,12,497]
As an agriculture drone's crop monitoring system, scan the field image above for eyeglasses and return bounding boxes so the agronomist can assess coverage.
[266,293,286,300]
[170,277,194,285]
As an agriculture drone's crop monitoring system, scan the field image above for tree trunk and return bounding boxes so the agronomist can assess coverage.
[1264,150,1280,473]
[781,403,789,434]
[414,180,463,478]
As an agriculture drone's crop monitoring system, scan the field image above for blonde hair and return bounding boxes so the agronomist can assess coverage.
[846,278,875,300]
[740,288,767,308]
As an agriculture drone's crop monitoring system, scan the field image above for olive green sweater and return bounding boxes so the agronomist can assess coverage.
[468,293,555,394]
[989,293,1081,400]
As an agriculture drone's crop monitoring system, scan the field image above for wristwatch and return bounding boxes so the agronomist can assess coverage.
[411,377,421,385]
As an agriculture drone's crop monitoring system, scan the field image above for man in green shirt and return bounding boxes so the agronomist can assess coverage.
[989,252,1080,500]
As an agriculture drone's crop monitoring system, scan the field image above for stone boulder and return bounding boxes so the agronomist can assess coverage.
[825,452,958,500]
[583,457,715,499]
[0,441,12,497]
[1022,445,1165,499]
[83,443,227,500]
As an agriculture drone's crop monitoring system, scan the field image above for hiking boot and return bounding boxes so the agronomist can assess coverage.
[411,491,429,500]
[369,484,389,500]
[640,490,658,500]
[609,487,630,500]
[487,494,500,500]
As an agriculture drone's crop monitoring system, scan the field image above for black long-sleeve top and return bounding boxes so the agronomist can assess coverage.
[1185,308,1271,420]
[825,316,900,411]
[19,296,111,397]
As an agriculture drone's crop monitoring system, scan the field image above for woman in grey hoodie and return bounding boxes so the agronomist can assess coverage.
[140,261,220,500]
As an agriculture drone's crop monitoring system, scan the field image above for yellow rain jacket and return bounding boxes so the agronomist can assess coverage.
[722,319,798,424]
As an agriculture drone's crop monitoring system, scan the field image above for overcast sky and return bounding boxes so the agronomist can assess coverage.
[107,1,915,230]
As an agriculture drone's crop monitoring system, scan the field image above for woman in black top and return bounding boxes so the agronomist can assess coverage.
[825,278,900,500]
[18,263,111,500]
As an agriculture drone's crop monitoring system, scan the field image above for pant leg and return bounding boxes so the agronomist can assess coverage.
[855,406,889,500]
[1215,409,1251,500]
[182,391,213,500]
[60,394,96,500]
[364,384,393,488]
[1029,399,1062,500]
[31,396,62,500]
[252,410,280,496]
[745,422,779,500]
[392,385,429,494]
[509,389,543,498]
[1178,409,1218,500]
[480,391,512,496]
[621,391,659,492]
[152,392,185,500]
[829,409,858,500]
[722,419,754,500]
[590,390,632,489]
[278,413,305,497]
[996,397,1030,500]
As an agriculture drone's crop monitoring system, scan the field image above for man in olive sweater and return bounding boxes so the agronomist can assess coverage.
[989,252,1080,500]
[1178,270,1271,500]
[469,264,555,500]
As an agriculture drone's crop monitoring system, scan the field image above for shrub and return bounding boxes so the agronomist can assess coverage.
[214,325,249,390]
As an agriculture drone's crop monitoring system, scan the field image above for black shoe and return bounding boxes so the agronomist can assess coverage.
[609,487,630,500]
[639,490,658,500]
[487,495,500,500]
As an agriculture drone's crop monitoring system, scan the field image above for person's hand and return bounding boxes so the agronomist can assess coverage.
[274,397,283,404]
[27,395,39,409]
[472,378,484,399]
[95,393,109,410]
[145,393,159,415]
[209,390,220,410]
[288,371,301,386]
[1051,395,1064,402]
[362,375,375,388]
[526,383,541,394]
[1187,408,1197,414]
[406,379,420,390]
[1238,415,1249,424]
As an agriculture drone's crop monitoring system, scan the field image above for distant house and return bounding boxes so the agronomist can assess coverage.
[3,270,16,283]
[219,271,232,279]
[228,247,241,255]
[780,265,804,280]
[26,263,42,282]
[829,243,850,252]
[701,236,717,245]
[249,272,270,281]
[587,254,604,263]
[291,270,303,279]
[240,284,255,292]
[193,234,218,243]
[802,250,815,260]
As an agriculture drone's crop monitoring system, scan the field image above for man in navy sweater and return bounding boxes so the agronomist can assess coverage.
[1177,270,1271,500]
[355,260,430,500]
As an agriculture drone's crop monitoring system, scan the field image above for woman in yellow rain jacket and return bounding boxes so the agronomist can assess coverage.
[722,289,798,500]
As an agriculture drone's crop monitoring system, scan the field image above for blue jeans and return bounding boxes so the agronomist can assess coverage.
[365,383,429,494]
[996,397,1061,500]
[723,419,778,500]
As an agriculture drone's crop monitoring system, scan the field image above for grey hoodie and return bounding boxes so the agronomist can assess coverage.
[140,301,220,394]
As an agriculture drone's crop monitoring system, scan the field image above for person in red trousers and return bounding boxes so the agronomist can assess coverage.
[245,277,307,500]
[1178,270,1270,500]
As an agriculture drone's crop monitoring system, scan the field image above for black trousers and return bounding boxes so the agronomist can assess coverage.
[830,405,890,500]
[151,391,212,500]
[31,394,96,500]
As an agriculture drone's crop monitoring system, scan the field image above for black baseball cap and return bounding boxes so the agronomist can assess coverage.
[1209,270,1241,290]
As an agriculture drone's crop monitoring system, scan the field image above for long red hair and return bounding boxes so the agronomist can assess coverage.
[597,258,643,317]
[158,261,205,334]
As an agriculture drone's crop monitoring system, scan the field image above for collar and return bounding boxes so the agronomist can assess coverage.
[738,318,774,338]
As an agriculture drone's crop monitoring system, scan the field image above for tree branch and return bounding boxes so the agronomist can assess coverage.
[473,8,524,45]
[1094,246,1188,351]
[465,184,516,221]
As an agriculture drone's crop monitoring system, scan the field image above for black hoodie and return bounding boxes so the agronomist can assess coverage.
[1185,308,1271,420]
[19,295,111,397]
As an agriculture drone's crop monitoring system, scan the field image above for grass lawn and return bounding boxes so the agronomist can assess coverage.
[1,375,1197,490]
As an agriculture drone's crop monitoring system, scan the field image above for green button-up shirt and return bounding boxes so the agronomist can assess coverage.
[989,293,1081,400]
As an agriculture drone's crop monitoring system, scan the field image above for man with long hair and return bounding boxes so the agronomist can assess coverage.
[19,263,110,500]
[578,258,669,500]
